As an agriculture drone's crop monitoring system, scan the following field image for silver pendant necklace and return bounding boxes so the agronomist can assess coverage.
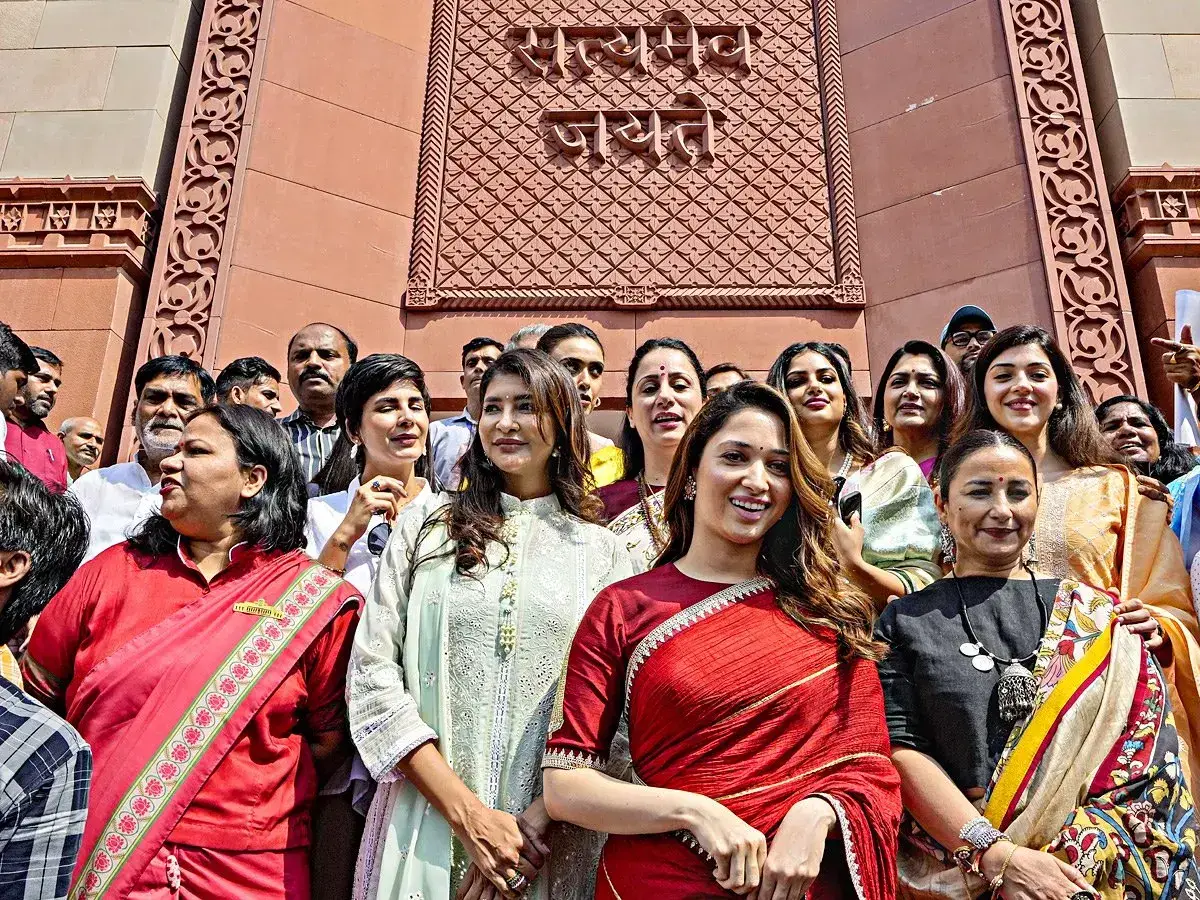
[953,564,1047,725]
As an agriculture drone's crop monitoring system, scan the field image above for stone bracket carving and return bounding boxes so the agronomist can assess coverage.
[404,0,865,310]
[0,178,157,279]
[1114,168,1200,272]
[998,0,1144,400]
[136,0,275,365]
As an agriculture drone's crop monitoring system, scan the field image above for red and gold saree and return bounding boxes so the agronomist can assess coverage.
[545,564,901,899]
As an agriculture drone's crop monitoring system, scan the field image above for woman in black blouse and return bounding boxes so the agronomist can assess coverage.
[877,429,1196,900]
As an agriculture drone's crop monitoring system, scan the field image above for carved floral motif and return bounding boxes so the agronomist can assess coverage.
[998,0,1143,400]
[406,0,862,308]
[0,179,157,276]
[140,0,270,362]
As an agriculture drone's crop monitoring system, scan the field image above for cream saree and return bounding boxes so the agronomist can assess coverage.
[1034,464,1200,789]
[899,581,1198,899]
[606,489,665,574]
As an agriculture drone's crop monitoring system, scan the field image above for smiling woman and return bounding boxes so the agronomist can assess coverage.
[768,342,941,604]
[347,349,635,900]
[543,381,902,900]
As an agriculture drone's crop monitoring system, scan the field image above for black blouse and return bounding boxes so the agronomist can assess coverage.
[874,575,1061,793]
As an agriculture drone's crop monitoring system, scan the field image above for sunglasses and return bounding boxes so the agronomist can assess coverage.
[367,521,391,557]
[949,329,995,348]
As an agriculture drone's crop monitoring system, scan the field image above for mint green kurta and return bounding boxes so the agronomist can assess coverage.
[348,494,634,900]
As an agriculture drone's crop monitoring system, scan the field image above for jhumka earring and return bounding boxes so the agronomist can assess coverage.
[939,523,957,565]
[684,476,697,500]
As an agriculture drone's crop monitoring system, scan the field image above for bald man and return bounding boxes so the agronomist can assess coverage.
[57,416,105,485]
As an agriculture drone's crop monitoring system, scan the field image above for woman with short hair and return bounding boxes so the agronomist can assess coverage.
[769,341,941,604]
[306,354,439,595]
[24,404,362,899]
[880,429,1196,900]
[349,349,634,900]
[597,338,707,571]
[544,381,901,899]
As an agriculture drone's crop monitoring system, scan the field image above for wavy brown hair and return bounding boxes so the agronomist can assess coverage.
[412,349,600,579]
[767,341,878,466]
[657,381,883,660]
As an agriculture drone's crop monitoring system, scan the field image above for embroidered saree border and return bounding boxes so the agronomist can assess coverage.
[984,622,1113,828]
[623,577,773,708]
[71,563,343,900]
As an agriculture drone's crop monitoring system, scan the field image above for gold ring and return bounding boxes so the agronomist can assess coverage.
[505,872,529,893]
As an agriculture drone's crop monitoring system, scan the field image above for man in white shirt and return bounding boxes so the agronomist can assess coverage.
[0,322,37,456]
[71,355,214,562]
[427,336,502,488]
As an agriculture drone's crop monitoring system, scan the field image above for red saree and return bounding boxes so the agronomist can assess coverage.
[22,545,361,900]
[545,565,901,899]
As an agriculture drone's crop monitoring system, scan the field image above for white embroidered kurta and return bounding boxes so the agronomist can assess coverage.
[349,493,635,900]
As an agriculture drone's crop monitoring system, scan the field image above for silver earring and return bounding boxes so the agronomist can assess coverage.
[551,447,560,458]
[939,523,957,565]
[684,476,697,500]
[1024,530,1038,565]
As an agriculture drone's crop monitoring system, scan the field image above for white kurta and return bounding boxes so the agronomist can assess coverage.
[349,492,635,900]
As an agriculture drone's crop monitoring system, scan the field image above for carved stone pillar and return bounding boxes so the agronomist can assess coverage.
[997,0,1146,401]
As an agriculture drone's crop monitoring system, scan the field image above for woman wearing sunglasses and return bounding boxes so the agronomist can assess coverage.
[306,354,439,593]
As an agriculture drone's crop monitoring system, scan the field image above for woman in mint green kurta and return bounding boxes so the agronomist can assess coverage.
[347,350,634,900]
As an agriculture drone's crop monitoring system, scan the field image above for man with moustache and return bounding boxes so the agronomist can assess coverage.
[0,322,37,455]
[5,347,69,492]
[215,355,284,417]
[58,417,105,485]
[427,336,503,488]
[939,305,996,373]
[70,355,214,562]
[282,324,356,482]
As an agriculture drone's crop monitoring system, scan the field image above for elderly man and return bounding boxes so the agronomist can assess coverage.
[0,458,91,900]
[5,347,69,492]
[0,322,36,454]
[427,336,503,488]
[215,356,283,417]
[506,323,550,350]
[58,417,105,485]
[282,324,356,481]
[70,355,214,562]
[939,304,996,373]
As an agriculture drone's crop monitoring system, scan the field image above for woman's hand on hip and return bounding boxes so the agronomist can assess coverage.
[750,796,836,900]
[983,845,1094,900]
[335,476,408,544]
[684,795,768,895]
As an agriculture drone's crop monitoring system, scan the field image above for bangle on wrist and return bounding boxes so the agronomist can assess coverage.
[959,816,1009,852]
[988,842,1018,895]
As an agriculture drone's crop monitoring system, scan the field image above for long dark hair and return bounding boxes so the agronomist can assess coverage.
[938,429,1039,503]
[961,325,1113,468]
[658,381,881,660]
[129,404,308,556]
[873,340,965,468]
[1096,394,1197,484]
[767,341,876,464]
[312,354,436,495]
[413,349,600,578]
[620,338,707,481]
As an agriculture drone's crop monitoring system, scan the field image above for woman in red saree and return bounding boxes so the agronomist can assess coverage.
[21,404,362,900]
[543,381,902,899]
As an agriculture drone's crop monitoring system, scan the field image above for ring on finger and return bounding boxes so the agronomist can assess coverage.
[371,479,382,491]
[505,872,529,893]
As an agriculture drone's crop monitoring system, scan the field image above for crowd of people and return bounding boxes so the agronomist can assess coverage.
[4,303,1200,899]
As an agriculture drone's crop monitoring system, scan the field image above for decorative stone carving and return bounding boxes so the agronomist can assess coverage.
[138,0,273,363]
[1114,168,1200,273]
[998,0,1144,400]
[0,178,157,278]
[405,0,863,309]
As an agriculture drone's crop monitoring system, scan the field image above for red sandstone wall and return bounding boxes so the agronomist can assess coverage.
[838,0,1055,371]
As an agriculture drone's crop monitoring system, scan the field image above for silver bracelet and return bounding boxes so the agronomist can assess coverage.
[959,816,1008,850]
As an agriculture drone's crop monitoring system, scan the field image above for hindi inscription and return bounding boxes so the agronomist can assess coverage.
[405,0,862,308]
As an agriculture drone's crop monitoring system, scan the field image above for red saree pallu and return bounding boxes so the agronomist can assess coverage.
[66,555,353,900]
[601,580,901,900]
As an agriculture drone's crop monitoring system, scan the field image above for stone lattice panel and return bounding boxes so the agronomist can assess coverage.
[406,0,862,308]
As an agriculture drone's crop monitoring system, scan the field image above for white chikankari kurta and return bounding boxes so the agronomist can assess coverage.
[348,492,635,900]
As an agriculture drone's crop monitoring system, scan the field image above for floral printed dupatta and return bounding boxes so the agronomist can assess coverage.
[899,582,1199,900]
